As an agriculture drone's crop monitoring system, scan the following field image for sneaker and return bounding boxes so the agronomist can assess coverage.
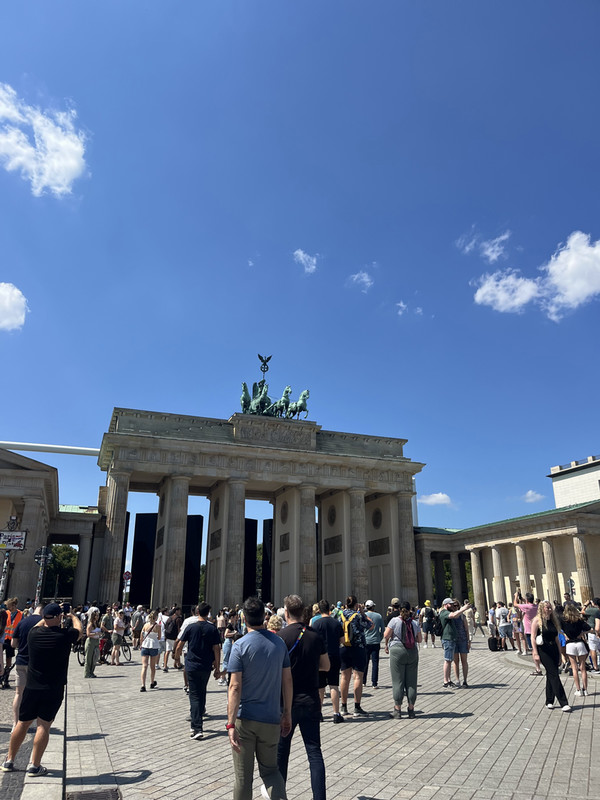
[582,689,588,696]
[432,643,436,648]
[453,682,462,689]
[332,713,344,724]
[407,708,416,719]
[592,669,600,674]
[163,667,169,673]
[353,705,368,717]
[150,681,157,689]
[462,682,469,688]
[389,708,401,719]
[546,703,554,709]
[140,686,146,692]
[423,643,428,649]
[260,785,270,800]
[371,684,378,689]
[2,760,14,772]
[184,686,189,693]
[218,678,227,686]
[185,714,191,722]
[575,690,582,697]
[341,704,349,716]
[443,682,451,688]
[562,705,572,712]
[191,730,204,740]
[27,765,48,776]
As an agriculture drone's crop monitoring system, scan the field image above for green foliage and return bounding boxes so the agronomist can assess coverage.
[198,563,206,602]
[43,544,78,598]
[256,543,263,597]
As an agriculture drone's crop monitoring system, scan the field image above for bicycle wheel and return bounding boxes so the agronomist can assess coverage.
[77,643,85,667]
[122,641,131,662]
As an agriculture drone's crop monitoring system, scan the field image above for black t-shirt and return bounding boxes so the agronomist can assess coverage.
[179,620,221,672]
[385,610,400,626]
[13,615,42,666]
[27,625,80,690]
[279,622,326,707]
[562,618,590,642]
[311,615,343,658]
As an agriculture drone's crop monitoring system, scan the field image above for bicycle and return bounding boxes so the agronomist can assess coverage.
[121,637,132,662]
[73,636,86,667]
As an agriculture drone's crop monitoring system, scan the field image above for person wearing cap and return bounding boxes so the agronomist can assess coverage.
[363,600,385,689]
[385,598,401,626]
[439,598,471,689]
[9,603,44,727]
[419,600,437,648]
[2,602,82,776]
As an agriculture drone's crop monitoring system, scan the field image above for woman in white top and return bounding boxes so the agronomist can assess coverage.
[140,612,161,692]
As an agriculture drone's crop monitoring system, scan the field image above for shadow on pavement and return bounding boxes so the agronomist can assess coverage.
[67,733,108,741]
[66,769,152,786]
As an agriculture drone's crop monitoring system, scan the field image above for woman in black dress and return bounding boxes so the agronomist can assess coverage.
[531,601,571,712]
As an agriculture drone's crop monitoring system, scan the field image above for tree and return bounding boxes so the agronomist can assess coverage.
[256,543,263,597]
[43,544,78,599]
[198,563,206,602]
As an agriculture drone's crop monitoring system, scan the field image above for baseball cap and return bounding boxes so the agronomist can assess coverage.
[442,597,454,606]
[43,602,63,618]
[391,597,400,606]
[365,600,375,608]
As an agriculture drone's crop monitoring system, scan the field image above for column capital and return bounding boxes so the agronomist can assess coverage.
[347,487,366,498]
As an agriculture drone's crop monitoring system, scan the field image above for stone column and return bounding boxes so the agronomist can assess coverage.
[515,542,531,596]
[72,531,93,605]
[420,547,434,604]
[541,539,561,604]
[224,480,246,608]
[434,554,446,606]
[459,555,469,601]
[162,476,191,606]
[98,471,130,603]
[10,496,46,600]
[299,485,317,602]
[491,546,504,604]
[397,492,418,607]
[572,534,594,604]
[450,551,462,600]
[470,549,486,613]
[348,489,368,602]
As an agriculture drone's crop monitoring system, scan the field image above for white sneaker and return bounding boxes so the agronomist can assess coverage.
[562,705,572,712]
[546,703,554,709]
[432,643,436,648]
[423,644,428,649]
[582,689,588,696]
[260,785,270,800]
[575,690,582,697]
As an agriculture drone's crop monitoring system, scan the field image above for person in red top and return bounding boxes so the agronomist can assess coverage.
[2,598,22,689]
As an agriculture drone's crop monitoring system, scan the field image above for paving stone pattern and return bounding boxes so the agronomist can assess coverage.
[0,675,33,800]
[64,640,599,800]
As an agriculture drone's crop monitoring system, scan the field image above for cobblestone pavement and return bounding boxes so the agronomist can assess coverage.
[0,672,32,800]
[63,638,600,800]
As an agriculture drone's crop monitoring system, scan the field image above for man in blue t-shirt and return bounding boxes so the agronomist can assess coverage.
[175,602,221,741]
[227,597,292,800]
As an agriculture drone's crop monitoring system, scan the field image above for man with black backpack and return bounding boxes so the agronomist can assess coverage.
[439,598,471,689]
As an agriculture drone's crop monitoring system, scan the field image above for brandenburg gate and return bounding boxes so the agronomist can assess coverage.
[97,396,424,609]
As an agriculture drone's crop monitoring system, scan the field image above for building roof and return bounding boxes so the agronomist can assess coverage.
[414,527,461,535]
[457,499,600,534]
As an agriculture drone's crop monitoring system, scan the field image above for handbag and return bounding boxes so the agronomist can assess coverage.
[535,633,543,646]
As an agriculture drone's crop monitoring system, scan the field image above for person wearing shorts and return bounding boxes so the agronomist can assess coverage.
[562,603,591,698]
[111,611,126,666]
[10,603,43,727]
[312,600,343,723]
[583,598,600,673]
[439,598,471,688]
[338,596,372,718]
[2,603,82,776]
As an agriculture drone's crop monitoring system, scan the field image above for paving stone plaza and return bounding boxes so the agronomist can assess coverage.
[1,638,598,800]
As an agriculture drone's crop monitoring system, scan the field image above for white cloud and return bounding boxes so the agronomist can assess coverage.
[456,227,478,255]
[541,231,600,321]
[247,259,254,267]
[480,230,511,264]
[473,269,540,313]
[473,230,600,321]
[396,301,407,316]
[0,83,86,197]
[414,306,423,315]
[0,283,28,331]
[293,248,318,274]
[418,492,453,506]
[349,270,373,293]
[522,490,544,504]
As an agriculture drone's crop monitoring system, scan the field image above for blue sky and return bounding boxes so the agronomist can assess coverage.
[2,2,600,552]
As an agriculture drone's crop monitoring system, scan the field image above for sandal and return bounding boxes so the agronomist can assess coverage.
[530,670,543,676]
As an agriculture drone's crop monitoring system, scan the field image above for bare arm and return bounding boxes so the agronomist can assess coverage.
[449,603,471,619]
[227,672,242,752]
[69,613,83,640]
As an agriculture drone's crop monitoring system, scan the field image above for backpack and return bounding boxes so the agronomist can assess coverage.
[432,614,443,638]
[341,612,358,647]
[402,618,416,650]
[164,615,179,639]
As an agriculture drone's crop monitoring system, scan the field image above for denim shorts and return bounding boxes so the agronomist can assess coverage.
[442,639,456,661]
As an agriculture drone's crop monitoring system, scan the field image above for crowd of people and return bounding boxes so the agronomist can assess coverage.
[1,590,598,798]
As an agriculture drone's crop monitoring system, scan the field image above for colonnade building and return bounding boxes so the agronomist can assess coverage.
[1,412,598,610]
